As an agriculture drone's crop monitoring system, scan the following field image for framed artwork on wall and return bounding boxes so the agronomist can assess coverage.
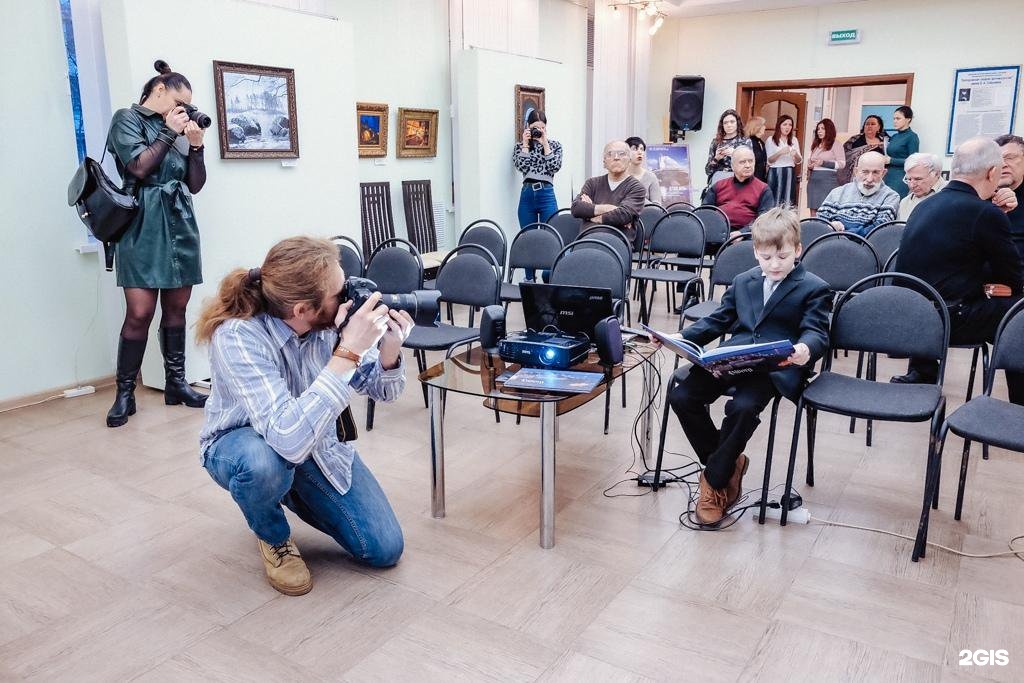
[396,107,439,158]
[356,102,388,157]
[514,84,545,142]
[213,60,299,159]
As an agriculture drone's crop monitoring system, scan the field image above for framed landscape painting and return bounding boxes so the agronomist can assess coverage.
[357,102,388,157]
[514,84,545,142]
[397,107,439,158]
[213,60,299,159]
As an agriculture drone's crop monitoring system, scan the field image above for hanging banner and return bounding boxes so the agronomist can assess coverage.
[646,144,693,205]
[946,65,1021,155]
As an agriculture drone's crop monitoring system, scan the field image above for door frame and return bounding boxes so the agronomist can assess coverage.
[736,72,915,115]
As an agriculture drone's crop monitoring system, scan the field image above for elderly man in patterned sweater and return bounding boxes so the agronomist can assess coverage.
[816,151,900,236]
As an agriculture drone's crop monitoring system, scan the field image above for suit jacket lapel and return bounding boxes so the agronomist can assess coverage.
[756,265,806,327]
[746,271,765,324]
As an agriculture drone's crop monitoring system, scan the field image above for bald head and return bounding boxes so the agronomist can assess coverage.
[853,151,886,195]
[951,136,1003,199]
[856,151,886,172]
[731,145,755,181]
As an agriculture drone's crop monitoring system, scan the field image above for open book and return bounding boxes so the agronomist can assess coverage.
[641,324,795,379]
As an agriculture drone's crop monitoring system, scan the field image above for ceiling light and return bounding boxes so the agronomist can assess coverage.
[645,2,658,16]
[653,15,664,29]
[613,5,620,19]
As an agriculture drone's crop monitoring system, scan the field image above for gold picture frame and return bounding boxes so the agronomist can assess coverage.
[514,84,545,143]
[356,102,388,158]
[396,107,439,158]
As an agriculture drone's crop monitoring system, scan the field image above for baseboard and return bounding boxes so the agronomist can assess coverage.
[0,375,116,413]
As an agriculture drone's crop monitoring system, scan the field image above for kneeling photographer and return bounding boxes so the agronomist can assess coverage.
[195,236,416,596]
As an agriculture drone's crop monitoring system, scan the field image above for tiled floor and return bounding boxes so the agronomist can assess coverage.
[0,300,1021,681]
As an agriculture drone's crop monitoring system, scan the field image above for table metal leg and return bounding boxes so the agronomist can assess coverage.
[429,384,445,518]
[639,359,655,459]
[540,401,557,548]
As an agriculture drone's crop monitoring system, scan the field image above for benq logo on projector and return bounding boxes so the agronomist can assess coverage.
[958,649,1009,666]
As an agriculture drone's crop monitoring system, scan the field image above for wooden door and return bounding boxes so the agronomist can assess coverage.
[750,91,808,207]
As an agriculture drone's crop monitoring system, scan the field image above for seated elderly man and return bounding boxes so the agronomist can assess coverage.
[816,151,900,236]
[997,134,1024,263]
[702,145,774,235]
[898,153,947,220]
[571,140,647,239]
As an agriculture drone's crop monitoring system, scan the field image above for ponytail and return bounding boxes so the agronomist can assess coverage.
[195,269,265,344]
[140,59,192,104]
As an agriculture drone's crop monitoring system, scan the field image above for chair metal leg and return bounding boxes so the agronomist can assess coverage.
[982,345,990,460]
[850,352,864,434]
[866,353,876,447]
[914,404,946,560]
[781,400,805,525]
[603,379,612,435]
[652,377,677,491]
[965,346,980,402]
[805,407,817,487]
[955,428,970,521]
[759,396,782,524]
[416,350,429,408]
[621,369,627,408]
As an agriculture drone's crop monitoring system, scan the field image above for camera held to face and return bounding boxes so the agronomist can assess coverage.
[528,126,543,140]
[183,104,212,129]
[339,277,441,327]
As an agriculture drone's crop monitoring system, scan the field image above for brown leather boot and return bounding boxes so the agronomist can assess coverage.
[725,453,750,508]
[695,472,730,526]
[258,538,312,596]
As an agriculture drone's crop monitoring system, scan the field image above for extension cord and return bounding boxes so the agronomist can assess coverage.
[755,505,810,524]
[63,385,96,399]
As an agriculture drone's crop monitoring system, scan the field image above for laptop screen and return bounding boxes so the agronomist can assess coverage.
[519,283,615,341]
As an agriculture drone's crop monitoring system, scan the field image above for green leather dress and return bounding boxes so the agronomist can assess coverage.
[106,104,203,288]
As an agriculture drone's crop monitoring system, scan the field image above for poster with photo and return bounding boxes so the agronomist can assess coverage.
[945,65,1020,155]
[646,144,692,205]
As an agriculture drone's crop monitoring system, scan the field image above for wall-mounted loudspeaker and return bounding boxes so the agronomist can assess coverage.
[670,75,705,141]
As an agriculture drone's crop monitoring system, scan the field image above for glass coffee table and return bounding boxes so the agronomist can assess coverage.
[419,343,659,548]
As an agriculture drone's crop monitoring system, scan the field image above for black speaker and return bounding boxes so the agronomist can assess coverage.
[479,305,506,353]
[670,75,705,140]
[595,316,624,366]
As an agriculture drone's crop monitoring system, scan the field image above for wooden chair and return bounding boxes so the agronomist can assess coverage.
[360,181,396,261]
[402,179,438,254]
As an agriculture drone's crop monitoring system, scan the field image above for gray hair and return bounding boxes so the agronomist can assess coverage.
[904,152,942,175]
[951,137,1002,178]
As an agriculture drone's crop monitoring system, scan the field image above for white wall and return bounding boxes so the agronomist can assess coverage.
[647,0,1024,191]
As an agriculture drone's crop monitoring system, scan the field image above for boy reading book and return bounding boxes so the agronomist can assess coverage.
[666,207,831,525]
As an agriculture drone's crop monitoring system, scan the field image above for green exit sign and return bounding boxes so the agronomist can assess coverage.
[829,29,860,45]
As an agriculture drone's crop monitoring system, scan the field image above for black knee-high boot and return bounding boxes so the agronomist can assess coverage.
[159,327,207,408]
[106,336,148,428]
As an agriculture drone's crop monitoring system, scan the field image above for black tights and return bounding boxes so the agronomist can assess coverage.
[120,287,193,340]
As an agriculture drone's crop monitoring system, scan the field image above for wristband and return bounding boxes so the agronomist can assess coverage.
[333,346,362,363]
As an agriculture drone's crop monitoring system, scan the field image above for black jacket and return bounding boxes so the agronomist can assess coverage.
[896,180,1023,306]
[682,264,831,400]
[750,136,768,183]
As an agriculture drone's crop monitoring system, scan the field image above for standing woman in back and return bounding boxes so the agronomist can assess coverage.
[765,114,801,206]
[704,109,751,187]
[745,116,769,183]
[806,118,845,216]
[883,105,919,197]
[839,114,888,185]
[104,60,209,427]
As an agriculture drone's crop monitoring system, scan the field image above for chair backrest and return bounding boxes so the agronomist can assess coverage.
[365,238,423,294]
[507,222,563,281]
[359,181,396,260]
[799,217,834,250]
[546,208,583,246]
[435,244,502,308]
[550,239,626,301]
[883,247,900,273]
[639,204,666,240]
[645,210,706,262]
[988,299,1024,390]
[710,234,757,288]
[865,220,906,267]
[692,205,730,246]
[801,232,880,292]
[665,200,695,212]
[829,273,950,383]
[401,179,437,253]
[577,226,633,278]
[330,235,364,278]
[459,220,507,274]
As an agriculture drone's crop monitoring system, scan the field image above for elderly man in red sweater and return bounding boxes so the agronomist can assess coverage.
[702,145,775,236]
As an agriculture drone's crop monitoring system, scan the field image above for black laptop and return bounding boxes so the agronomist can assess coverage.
[519,283,615,343]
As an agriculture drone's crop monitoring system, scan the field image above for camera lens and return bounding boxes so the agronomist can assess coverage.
[184,104,212,129]
[382,291,441,327]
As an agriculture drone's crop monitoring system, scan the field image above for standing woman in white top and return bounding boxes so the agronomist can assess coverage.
[765,114,801,207]
[625,136,662,205]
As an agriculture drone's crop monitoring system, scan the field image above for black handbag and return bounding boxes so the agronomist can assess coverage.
[67,150,138,271]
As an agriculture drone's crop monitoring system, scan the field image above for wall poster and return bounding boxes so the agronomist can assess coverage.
[946,65,1020,155]
[646,144,693,206]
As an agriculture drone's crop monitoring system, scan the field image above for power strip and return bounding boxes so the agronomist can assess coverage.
[63,385,96,398]
[755,504,810,524]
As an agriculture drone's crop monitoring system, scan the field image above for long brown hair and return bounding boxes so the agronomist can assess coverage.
[811,118,837,152]
[715,109,744,145]
[195,236,340,344]
[771,114,796,146]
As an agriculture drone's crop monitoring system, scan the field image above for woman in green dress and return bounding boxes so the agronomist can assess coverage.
[884,105,920,198]
[104,60,209,427]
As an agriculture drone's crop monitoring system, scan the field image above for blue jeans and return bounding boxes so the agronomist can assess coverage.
[517,182,558,281]
[203,426,403,567]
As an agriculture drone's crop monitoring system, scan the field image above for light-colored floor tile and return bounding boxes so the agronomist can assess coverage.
[537,650,657,682]
[955,535,1024,608]
[945,592,1024,682]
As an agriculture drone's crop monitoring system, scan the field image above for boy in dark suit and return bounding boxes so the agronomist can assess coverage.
[667,208,831,525]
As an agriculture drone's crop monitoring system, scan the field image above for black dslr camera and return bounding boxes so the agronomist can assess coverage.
[528,126,543,139]
[183,104,212,129]
[339,276,441,327]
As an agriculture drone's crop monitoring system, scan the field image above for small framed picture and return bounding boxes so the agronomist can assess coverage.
[213,60,299,159]
[396,107,439,158]
[356,102,388,158]
[514,85,545,143]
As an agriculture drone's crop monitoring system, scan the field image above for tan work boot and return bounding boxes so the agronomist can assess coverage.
[258,538,312,596]
[695,472,730,526]
[725,453,749,508]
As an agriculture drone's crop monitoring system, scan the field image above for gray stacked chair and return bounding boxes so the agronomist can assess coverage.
[692,205,731,255]
[934,298,1024,522]
[501,222,563,306]
[681,234,757,325]
[865,220,906,269]
[546,208,583,247]
[459,220,508,278]
[799,217,834,250]
[665,199,695,212]
[631,212,706,324]
[775,273,949,563]
[658,210,712,273]
[331,234,364,278]
[577,226,633,324]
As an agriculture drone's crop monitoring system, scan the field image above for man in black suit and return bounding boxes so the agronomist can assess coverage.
[893,137,1023,403]
[666,208,831,525]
